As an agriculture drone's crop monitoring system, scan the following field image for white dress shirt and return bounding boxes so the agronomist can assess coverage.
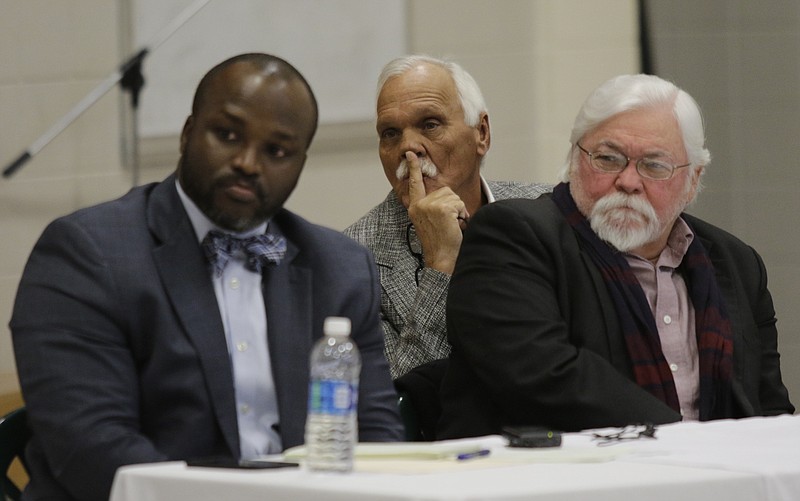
[176,181,281,458]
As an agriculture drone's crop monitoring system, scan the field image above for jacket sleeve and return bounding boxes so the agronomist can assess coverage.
[347,247,405,441]
[734,244,794,416]
[11,217,166,501]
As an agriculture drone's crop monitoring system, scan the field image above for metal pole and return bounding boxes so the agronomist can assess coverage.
[2,0,211,179]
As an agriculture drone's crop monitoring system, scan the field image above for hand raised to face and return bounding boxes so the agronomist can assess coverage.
[405,151,469,275]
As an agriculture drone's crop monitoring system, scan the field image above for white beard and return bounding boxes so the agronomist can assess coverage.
[589,192,662,252]
[395,156,439,180]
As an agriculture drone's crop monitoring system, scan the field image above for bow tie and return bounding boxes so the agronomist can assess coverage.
[202,230,287,276]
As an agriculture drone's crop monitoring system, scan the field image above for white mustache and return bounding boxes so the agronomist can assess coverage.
[395,156,439,180]
[592,192,658,223]
[589,192,661,252]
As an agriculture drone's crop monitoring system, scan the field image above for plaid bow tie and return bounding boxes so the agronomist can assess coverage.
[202,230,287,276]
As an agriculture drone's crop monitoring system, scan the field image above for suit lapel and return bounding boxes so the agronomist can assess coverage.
[369,195,420,326]
[383,228,423,320]
[263,218,314,449]
[148,177,240,456]
[578,247,628,362]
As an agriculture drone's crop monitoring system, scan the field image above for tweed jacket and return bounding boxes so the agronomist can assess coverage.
[344,179,551,379]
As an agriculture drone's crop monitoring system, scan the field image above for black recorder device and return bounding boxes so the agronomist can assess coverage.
[502,426,563,448]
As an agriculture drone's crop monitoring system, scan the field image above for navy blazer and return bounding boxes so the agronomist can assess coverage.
[438,194,794,439]
[11,175,402,501]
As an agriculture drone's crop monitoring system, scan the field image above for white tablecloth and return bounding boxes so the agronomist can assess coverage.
[110,414,800,501]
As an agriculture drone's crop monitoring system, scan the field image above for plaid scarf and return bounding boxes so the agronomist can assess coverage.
[552,183,733,420]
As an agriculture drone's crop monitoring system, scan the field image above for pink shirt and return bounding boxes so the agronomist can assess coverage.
[625,218,698,420]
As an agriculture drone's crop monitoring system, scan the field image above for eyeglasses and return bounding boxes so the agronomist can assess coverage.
[576,143,691,181]
[591,423,657,446]
[405,223,424,286]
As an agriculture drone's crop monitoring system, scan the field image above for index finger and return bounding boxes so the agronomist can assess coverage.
[406,151,427,204]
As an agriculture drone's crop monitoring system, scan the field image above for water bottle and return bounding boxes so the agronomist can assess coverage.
[304,316,361,472]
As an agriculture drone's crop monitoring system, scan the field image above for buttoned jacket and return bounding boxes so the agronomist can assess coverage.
[12,174,402,501]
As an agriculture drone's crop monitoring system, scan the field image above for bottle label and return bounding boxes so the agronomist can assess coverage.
[308,380,356,415]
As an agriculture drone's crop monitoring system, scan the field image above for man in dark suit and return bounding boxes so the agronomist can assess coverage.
[11,53,402,501]
[438,74,794,439]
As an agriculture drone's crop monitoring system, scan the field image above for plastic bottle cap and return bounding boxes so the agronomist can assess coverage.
[324,316,351,337]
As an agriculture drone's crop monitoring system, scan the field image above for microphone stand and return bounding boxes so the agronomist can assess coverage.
[2,0,211,182]
[121,49,146,186]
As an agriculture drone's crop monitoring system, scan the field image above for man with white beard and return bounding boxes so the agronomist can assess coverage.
[345,55,550,383]
[437,74,794,438]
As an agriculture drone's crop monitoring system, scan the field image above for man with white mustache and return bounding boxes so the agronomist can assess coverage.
[438,74,794,439]
[345,55,550,387]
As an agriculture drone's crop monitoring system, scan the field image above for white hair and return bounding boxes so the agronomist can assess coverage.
[560,74,710,190]
[376,55,487,127]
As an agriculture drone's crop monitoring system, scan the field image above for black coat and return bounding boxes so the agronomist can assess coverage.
[438,194,794,439]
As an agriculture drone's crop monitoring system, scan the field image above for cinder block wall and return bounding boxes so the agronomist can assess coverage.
[21,1,761,403]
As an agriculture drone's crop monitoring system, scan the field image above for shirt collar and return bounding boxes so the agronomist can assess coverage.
[662,216,694,267]
[480,175,495,203]
[627,216,694,268]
